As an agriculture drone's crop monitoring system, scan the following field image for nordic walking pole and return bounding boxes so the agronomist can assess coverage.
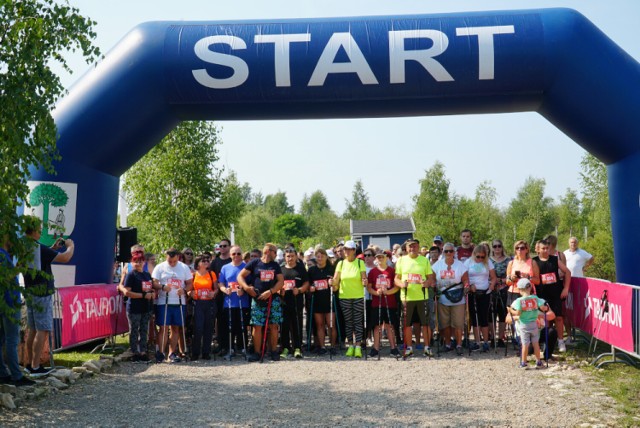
[329,283,334,360]
[260,295,273,363]
[434,290,440,358]
[590,290,609,357]
[465,290,471,356]
[225,292,233,361]
[293,289,302,355]
[333,291,342,350]
[383,293,399,361]
[178,292,189,362]
[472,291,480,351]
[156,289,169,363]
[423,287,430,359]
[544,306,549,368]
[307,294,315,352]
[377,286,382,361]
[238,295,247,361]
[363,293,368,361]
[402,286,408,360]
[490,289,498,354]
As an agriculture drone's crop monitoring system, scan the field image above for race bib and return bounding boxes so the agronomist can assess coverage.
[376,276,390,290]
[284,280,296,291]
[260,270,275,282]
[314,280,328,290]
[142,281,153,292]
[168,278,182,289]
[440,269,455,279]
[521,298,539,311]
[197,289,212,300]
[229,282,239,293]
[541,272,557,285]
[407,273,422,284]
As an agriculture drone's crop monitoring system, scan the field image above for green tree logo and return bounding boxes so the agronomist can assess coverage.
[29,183,69,239]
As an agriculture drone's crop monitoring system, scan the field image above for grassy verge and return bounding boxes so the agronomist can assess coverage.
[52,334,128,368]
[559,337,640,426]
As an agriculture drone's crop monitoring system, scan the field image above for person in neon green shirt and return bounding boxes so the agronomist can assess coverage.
[333,240,367,358]
[394,239,436,357]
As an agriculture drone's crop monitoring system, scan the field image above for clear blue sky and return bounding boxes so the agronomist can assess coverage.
[61,0,640,214]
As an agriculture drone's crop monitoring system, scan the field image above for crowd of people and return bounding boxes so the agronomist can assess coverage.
[115,230,594,368]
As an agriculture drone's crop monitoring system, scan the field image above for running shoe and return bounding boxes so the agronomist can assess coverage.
[318,347,328,355]
[497,339,506,348]
[368,348,379,358]
[519,361,528,369]
[535,360,544,369]
[270,351,281,361]
[443,344,453,353]
[482,342,490,353]
[131,354,140,363]
[280,348,290,359]
[558,340,567,353]
[404,346,413,356]
[424,347,434,357]
[354,346,363,358]
[27,366,53,378]
[294,348,302,359]
[469,342,480,352]
[329,348,337,356]
[247,353,260,362]
[11,377,36,387]
[455,346,463,356]
[390,348,401,357]
[140,354,150,363]
[168,353,182,363]
[345,346,355,357]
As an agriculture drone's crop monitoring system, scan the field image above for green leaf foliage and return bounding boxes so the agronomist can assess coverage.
[1,0,99,316]
[122,121,242,254]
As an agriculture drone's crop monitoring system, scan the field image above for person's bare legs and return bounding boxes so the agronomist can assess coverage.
[30,330,49,369]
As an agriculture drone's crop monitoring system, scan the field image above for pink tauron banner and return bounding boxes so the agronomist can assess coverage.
[563,277,634,353]
[57,284,128,349]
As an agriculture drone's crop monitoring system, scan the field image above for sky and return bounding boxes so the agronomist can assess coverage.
[59,0,640,215]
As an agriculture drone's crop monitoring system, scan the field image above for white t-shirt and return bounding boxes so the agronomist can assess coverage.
[432,259,468,306]
[152,261,192,305]
[563,248,593,278]
[464,258,495,291]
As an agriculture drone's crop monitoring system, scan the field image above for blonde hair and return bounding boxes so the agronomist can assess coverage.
[472,245,489,267]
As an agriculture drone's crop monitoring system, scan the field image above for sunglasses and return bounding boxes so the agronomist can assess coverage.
[231,252,242,256]
[364,254,374,257]
[184,252,193,256]
[443,250,454,253]
[515,246,527,250]
[219,244,229,248]
[492,244,502,248]
[476,255,486,259]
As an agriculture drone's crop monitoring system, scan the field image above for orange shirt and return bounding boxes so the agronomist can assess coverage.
[192,271,217,300]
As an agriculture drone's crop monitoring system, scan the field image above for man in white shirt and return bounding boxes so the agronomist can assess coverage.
[563,237,594,278]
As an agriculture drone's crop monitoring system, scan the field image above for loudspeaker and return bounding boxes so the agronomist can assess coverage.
[115,227,138,263]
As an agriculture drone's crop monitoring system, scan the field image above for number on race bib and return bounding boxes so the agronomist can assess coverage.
[521,299,538,311]
[260,270,275,282]
[408,273,422,284]
[142,281,153,292]
[376,276,390,290]
[284,280,295,291]
[440,270,454,279]
[168,278,181,289]
[314,280,328,290]
[197,289,212,300]
[541,272,557,285]
[229,282,239,293]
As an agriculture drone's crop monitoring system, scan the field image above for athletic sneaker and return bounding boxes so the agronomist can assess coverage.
[390,348,401,357]
[535,360,544,369]
[346,346,355,357]
[23,365,32,374]
[140,354,150,363]
[294,348,302,359]
[519,361,528,369]
[27,366,53,378]
[280,348,290,359]
[497,339,506,348]
[455,346,463,356]
[424,347,434,357]
[131,354,141,363]
[482,342,490,353]
[354,346,363,358]
[404,346,413,356]
[271,351,281,361]
[558,340,567,353]
[368,348,379,358]
[469,342,480,352]
[247,353,260,362]
[443,344,453,353]
[11,377,36,387]
[169,353,181,363]
[318,348,328,355]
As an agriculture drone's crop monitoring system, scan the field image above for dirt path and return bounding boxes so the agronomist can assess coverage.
[0,351,623,427]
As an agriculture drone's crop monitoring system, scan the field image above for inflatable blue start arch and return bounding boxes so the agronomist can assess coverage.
[28,8,640,286]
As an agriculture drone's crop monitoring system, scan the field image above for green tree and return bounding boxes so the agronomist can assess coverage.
[123,121,241,253]
[0,0,99,316]
[29,183,69,240]
[264,191,293,218]
[413,161,458,245]
[505,177,555,248]
[344,180,377,220]
[271,213,309,246]
[557,188,583,239]
[579,154,615,281]
[235,207,272,251]
[300,191,331,217]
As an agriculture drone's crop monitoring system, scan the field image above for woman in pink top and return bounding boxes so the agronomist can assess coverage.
[505,240,540,296]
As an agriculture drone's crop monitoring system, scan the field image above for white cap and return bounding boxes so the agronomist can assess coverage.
[344,240,357,249]
[517,278,531,289]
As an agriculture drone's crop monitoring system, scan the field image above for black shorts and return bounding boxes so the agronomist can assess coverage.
[371,307,398,327]
[538,285,563,317]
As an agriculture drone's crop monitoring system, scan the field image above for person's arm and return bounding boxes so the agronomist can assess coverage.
[488,269,497,292]
[332,269,341,292]
[394,273,406,288]
[366,272,378,296]
[584,255,595,271]
[53,239,75,263]
[529,261,540,286]
[237,268,257,297]
[461,271,470,289]
[505,260,515,285]
[558,260,572,299]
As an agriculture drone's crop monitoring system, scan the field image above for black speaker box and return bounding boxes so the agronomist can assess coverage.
[115,227,138,263]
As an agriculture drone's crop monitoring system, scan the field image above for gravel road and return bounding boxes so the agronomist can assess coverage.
[0,350,623,427]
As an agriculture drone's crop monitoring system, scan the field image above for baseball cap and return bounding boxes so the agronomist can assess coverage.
[326,249,335,258]
[517,278,532,289]
[374,249,387,257]
[433,235,444,243]
[405,238,419,245]
[344,240,357,249]
[165,247,179,257]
